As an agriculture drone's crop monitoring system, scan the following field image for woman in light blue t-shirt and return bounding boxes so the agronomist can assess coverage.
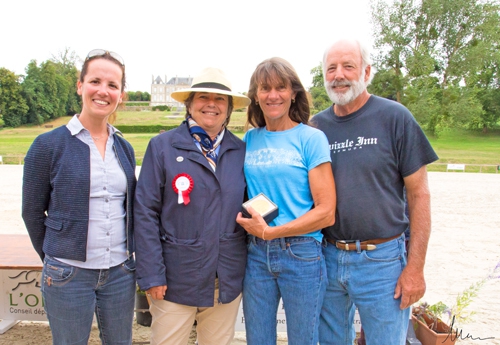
[236,57,336,345]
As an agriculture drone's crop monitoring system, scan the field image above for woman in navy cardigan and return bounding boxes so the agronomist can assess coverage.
[22,49,136,345]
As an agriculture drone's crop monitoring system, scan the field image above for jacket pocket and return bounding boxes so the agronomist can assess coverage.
[44,217,63,231]
[162,240,203,300]
[222,226,247,239]
[161,236,197,245]
[218,233,247,296]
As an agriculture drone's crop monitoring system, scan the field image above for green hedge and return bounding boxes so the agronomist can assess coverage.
[115,125,179,133]
[227,125,244,132]
[115,124,243,133]
[152,105,171,111]
[125,102,150,107]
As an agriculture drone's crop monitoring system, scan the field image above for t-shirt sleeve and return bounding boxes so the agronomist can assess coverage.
[399,113,439,177]
[304,128,331,171]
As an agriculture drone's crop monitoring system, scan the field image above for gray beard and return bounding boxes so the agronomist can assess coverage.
[325,75,366,106]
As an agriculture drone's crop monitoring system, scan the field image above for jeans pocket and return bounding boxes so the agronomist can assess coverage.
[287,239,322,261]
[42,257,75,286]
[120,256,136,274]
[363,240,402,262]
[247,238,256,251]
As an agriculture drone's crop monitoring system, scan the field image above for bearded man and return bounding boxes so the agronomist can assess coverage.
[311,38,438,344]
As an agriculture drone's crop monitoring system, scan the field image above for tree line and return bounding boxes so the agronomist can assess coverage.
[370,0,500,135]
[126,91,151,102]
[311,0,499,135]
[0,49,150,128]
[0,49,80,128]
[2,0,499,133]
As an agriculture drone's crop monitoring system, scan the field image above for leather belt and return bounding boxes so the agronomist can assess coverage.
[326,233,401,251]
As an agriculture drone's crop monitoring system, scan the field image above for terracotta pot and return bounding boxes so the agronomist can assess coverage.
[411,315,457,345]
[135,292,152,327]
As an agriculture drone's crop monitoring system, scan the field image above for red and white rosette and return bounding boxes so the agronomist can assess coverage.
[172,173,193,205]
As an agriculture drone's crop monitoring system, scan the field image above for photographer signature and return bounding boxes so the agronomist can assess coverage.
[445,316,495,342]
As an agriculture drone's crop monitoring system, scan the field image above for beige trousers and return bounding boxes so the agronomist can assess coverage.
[149,282,241,345]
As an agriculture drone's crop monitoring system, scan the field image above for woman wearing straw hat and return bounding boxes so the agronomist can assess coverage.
[134,67,251,345]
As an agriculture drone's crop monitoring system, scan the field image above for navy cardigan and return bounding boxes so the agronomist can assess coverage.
[22,126,136,262]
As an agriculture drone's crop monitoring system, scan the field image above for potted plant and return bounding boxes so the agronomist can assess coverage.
[412,261,500,345]
[135,286,152,327]
[412,304,457,345]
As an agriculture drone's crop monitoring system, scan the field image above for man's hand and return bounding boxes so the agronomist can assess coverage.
[394,265,426,309]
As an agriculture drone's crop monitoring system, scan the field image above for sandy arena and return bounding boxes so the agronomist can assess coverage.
[0,165,499,344]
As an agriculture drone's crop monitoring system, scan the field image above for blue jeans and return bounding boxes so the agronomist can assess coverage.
[41,256,136,345]
[319,234,410,345]
[243,236,327,345]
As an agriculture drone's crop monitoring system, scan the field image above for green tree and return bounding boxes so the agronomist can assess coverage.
[0,68,29,127]
[371,0,500,134]
[308,64,331,114]
[127,91,137,101]
[39,61,62,120]
[127,91,151,102]
[371,0,416,103]
[22,60,65,124]
[134,91,143,101]
[54,72,70,117]
[51,48,80,115]
[310,64,325,88]
[476,86,500,132]
[22,60,47,125]
[367,69,399,101]
[462,8,500,132]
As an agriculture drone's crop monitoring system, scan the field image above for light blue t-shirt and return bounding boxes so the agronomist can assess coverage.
[243,123,331,242]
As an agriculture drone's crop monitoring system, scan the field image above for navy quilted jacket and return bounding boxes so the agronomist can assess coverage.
[22,126,136,262]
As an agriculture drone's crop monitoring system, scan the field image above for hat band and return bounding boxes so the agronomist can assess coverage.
[191,82,231,92]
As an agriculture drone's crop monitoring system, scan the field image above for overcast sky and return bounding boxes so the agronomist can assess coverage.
[1,0,373,94]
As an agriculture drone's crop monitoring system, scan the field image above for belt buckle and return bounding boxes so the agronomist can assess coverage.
[337,240,351,251]
[336,240,377,251]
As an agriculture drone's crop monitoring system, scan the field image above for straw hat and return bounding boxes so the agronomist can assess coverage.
[170,67,250,109]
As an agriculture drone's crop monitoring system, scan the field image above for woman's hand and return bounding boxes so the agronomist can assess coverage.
[236,206,272,240]
[147,285,167,300]
[237,163,336,240]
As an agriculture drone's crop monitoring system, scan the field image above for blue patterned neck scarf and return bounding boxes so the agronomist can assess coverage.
[187,116,225,171]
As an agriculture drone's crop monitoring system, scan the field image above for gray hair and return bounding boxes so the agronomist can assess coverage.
[322,39,376,86]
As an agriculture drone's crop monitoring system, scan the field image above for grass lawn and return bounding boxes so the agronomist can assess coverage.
[0,111,247,164]
[426,129,500,173]
[1,110,499,172]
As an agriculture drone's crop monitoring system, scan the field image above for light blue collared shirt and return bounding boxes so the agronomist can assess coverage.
[56,115,127,269]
